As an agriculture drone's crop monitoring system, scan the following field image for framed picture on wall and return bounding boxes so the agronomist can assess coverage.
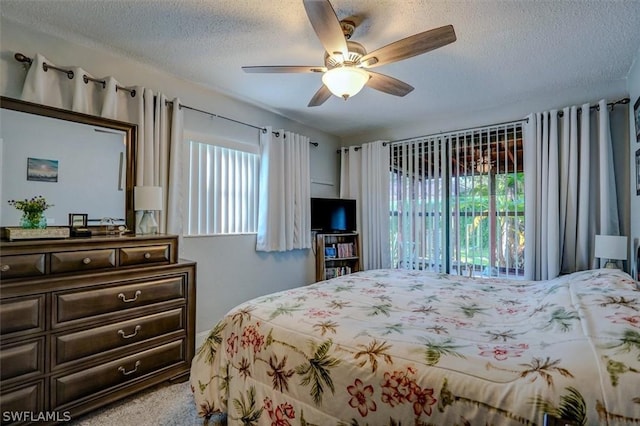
[635,96,640,143]
[27,157,58,182]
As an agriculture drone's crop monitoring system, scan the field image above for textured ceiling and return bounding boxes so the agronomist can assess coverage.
[2,0,640,139]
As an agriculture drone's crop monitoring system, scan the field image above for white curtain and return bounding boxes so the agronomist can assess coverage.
[524,100,620,280]
[340,141,390,270]
[21,54,184,235]
[21,53,139,121]
[136,92,184,235]
[340,147,361,200]
[256,127,311,251]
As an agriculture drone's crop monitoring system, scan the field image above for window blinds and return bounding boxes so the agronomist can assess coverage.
[186,141,259,235]
[390,122,524,278]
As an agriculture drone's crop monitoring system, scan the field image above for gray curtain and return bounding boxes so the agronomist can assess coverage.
[524,100,621,280]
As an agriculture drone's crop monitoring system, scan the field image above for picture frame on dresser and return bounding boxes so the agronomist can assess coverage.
[69,213,91,237]
[69,213,88,228]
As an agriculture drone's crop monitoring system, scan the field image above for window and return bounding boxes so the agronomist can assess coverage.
[185,140,259,236]
[390,122,525,278]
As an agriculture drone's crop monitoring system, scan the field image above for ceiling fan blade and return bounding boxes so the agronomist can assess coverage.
[366,71,414,97]
[303,0,348,59]
[308,85,332,107]
[242,65,326,73]
[360,24,456,68]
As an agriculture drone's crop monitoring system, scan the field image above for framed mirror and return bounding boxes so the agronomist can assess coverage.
[0,96,136,232]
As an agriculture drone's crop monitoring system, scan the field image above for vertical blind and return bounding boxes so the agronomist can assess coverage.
[390,121,525,278]
[186,141,259,235]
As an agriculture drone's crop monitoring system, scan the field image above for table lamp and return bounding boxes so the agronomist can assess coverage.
[134,186,163,234]
[594,234,627,269]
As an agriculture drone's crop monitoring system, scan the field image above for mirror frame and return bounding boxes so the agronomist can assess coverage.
[0,96,137,232]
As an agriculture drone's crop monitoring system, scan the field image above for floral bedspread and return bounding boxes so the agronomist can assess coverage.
[190,268,640,425]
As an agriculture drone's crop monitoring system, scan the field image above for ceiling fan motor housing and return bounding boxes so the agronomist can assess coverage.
[324,40,366,69]
[340,20,356,39]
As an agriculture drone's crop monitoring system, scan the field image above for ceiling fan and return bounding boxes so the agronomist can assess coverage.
[242,0,456,107]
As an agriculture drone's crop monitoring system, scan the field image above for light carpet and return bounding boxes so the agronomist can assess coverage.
[70,381,224,426]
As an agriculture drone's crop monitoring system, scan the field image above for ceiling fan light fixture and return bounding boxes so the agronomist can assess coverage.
[322,66,369,100]
[476,153,493,173]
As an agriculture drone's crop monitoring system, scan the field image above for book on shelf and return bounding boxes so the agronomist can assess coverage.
[325,266,352,279]
[336,242,354,258]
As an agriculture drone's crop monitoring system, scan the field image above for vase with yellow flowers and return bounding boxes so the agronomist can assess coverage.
[8,196,53,229]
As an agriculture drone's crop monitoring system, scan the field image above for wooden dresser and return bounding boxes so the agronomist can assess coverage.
[0,234,196,425]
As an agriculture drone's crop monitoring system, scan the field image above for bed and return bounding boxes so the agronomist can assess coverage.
[190,268,640,425]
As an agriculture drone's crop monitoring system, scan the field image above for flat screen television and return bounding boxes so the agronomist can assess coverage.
[311,197,357,233]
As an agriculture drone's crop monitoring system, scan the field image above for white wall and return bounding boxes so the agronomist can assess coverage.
[627,45,640,279]
[0,17,342,334]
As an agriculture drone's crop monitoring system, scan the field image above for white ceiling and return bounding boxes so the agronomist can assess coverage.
[2,0,640,139]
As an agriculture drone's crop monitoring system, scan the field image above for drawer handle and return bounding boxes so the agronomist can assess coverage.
[82,257,92,265]
[0,264,9,272]
[118,290,142,303]
[118,325,142,339]
[118,360,141,376]
[144,252,151,259]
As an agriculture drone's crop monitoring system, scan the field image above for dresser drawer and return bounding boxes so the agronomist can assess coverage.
[53,308,184,367]
[53,276,185,325]
[0,254,45,280]
[51,249,116,274]
[0,381,45,422]
[120,245,170,266]
[52,339,185,407]
[0,296,45,336]
[0,338,44,382]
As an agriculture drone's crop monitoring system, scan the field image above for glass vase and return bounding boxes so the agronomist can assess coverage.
[20,213,47,229]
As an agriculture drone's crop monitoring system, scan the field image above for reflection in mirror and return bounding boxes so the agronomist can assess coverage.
[0,97,135,231]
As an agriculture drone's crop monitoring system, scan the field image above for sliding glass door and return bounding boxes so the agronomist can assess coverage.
[390,122,525,278]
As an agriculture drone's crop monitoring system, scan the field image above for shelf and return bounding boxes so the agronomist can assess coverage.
[315,232,360,282]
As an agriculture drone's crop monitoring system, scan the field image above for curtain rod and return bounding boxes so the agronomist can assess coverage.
[556,97,629,117]
[14,52,136,97]
[337,96,629,153]
[164,100,319,146]
[337,118,527,153]
[388,117,529,146]
[13,52,319,147]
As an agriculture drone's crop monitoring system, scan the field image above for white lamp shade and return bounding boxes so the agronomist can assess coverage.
[594,235,627,261]
[322,67,369,100]
[134,186,163,211]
